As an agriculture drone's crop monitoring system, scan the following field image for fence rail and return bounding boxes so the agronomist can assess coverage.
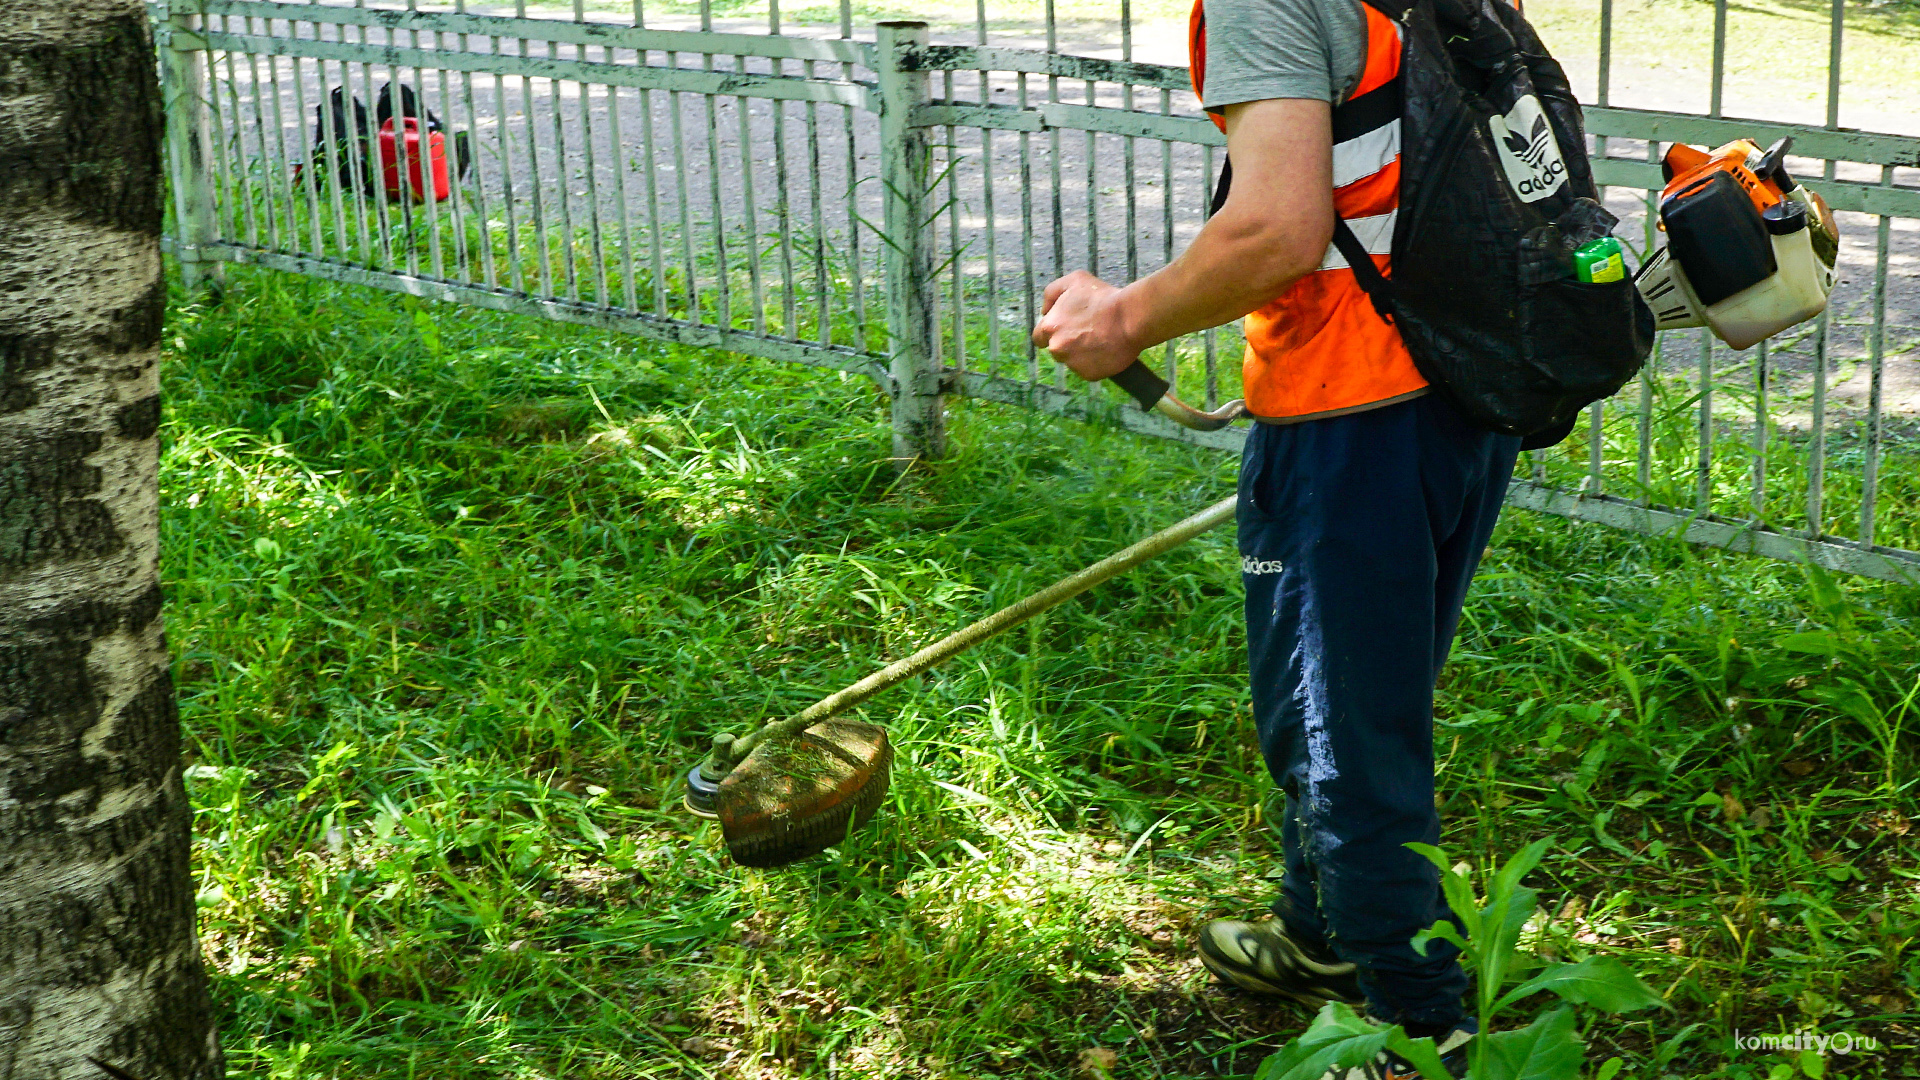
[153,0,1920,583]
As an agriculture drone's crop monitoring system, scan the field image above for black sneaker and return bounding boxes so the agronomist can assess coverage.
[1325,1023,1472,1079]
[1195,918,1365,1006]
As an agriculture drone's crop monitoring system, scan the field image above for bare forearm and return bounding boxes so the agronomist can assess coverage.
[1112,209,1322,353]
[1031,98,1333,382]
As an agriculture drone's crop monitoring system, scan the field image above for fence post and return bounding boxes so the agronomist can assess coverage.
[874,21,946,465]
[158,2,224,298]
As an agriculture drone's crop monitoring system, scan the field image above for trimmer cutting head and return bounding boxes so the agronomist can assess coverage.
[710,719,893,868]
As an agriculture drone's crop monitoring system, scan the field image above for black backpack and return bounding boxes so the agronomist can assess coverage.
[1210,0,1655,444]
[1337,0,1656,443]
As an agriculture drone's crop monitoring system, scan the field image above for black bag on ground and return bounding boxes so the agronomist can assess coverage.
[308,86,374,193]
[306,83,472,193]
[1334,0,1655,444]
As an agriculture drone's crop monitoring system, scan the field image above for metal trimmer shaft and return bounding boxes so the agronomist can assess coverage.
[684,494,1239,864]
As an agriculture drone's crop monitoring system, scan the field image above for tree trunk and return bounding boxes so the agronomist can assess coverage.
[0,2,224,1077]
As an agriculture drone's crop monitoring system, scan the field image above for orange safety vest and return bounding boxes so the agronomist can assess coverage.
[1189,0,1428,422]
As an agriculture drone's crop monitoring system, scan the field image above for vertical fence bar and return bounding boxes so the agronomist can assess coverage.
[1586,401,1605,495]
[431,16,469,278]
[571,0,608,307]
[773,84,799,338]
[492,26,525,293]
[310,48,362,268]
[1046,0,1064,386]
[1635,358,1653,499]
[1752,340,1768,519]
[1709,0,1727,118]
[667,50,699,320]
[636,5,669,317]
[162,7,225,296]
[978,1,1000,374]
[356,1,397,273]
[517,2,553,296]
[1825,0,1844,146]
[1636,151,1659,500]
[981,114,1001,372]
[805,61,831,344]
[257,27,299,253]
[839,0,867,347]
[1203,144,1219,409]
[733,55,766,332]
[454,0,498,289]
[702,57,732,329]
[334,36,377,267]
[1019,70,1038,383]
[285,41,336,260]
[200,18,241,254]
[1809,315,1828,534]
[944,70,964,370]
[1696,331,1713,512]
[1122,2,1138,287]
[1597,0,1613,108]
[603,55,638,312]
[876,21,944,463]
[220,18,261,250]
[375,12,413,275]
[1862,169,1892,546]
[1160,91,1176,386]
[546,33,579,301]
[409,2,449,284]
[1595,0,1612,166]
[1084,83,1099,279]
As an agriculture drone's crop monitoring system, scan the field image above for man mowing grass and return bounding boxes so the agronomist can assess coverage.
[1031,0,1521,1075]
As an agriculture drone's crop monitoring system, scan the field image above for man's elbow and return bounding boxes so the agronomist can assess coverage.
[1218,209,1332,296]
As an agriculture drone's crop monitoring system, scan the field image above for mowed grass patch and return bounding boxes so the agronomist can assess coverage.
[164,269,1918,1079]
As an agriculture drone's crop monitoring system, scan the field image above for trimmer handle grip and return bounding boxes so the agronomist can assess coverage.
[1109,359,1170,411]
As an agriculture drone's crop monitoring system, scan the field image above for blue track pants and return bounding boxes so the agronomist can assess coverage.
[1237,391,1520,1031]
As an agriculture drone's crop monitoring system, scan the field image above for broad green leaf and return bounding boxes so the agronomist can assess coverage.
[1801,563,1847,620]
[1777,631,1841,656]
[1595,1057,1624,1080]
[1479,886,1539,1011]
[1382,1031,1453,1080]
[1799,1049,1826,1078]
[1479,1008,1586,1080]
[1492,837,1555,898]
[1412,920,1472,962]
[1496,954,1667,1014]
[1408,842,1451,875]
[1254,1004,1394,1080]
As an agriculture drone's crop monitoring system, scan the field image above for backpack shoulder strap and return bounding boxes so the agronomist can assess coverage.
[1332,219,1396,323]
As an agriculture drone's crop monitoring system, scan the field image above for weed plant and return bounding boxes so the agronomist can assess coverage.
[166,268,1916,1078]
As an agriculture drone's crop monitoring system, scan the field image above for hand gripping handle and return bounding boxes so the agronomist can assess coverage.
[1111,359,1172,411]
[1108,359,1248,432]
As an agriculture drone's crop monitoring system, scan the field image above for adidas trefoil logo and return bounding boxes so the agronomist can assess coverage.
[1489,95,1567,203]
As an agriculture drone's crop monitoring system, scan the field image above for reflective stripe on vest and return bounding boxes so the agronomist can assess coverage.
[1189,0,1427,422]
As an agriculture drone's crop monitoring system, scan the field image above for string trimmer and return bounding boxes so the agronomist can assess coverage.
[683,361,1242,868]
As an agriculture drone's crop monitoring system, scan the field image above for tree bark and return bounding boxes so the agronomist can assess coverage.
[0,2,224,1077]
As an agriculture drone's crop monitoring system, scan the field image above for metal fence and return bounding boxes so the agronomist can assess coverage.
[152,0,1920,582]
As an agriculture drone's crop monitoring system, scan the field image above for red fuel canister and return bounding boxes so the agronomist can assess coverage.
[377,118,450,203]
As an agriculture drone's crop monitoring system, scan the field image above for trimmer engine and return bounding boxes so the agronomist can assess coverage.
[1634,137,1839,350]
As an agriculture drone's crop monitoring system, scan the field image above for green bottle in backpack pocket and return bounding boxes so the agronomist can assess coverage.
[1573,236,1627,283]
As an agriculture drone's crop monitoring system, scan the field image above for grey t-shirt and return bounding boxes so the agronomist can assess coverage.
[1200,0,1367,109]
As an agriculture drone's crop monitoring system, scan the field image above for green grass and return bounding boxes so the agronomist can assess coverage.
[168,267,1919,1079]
